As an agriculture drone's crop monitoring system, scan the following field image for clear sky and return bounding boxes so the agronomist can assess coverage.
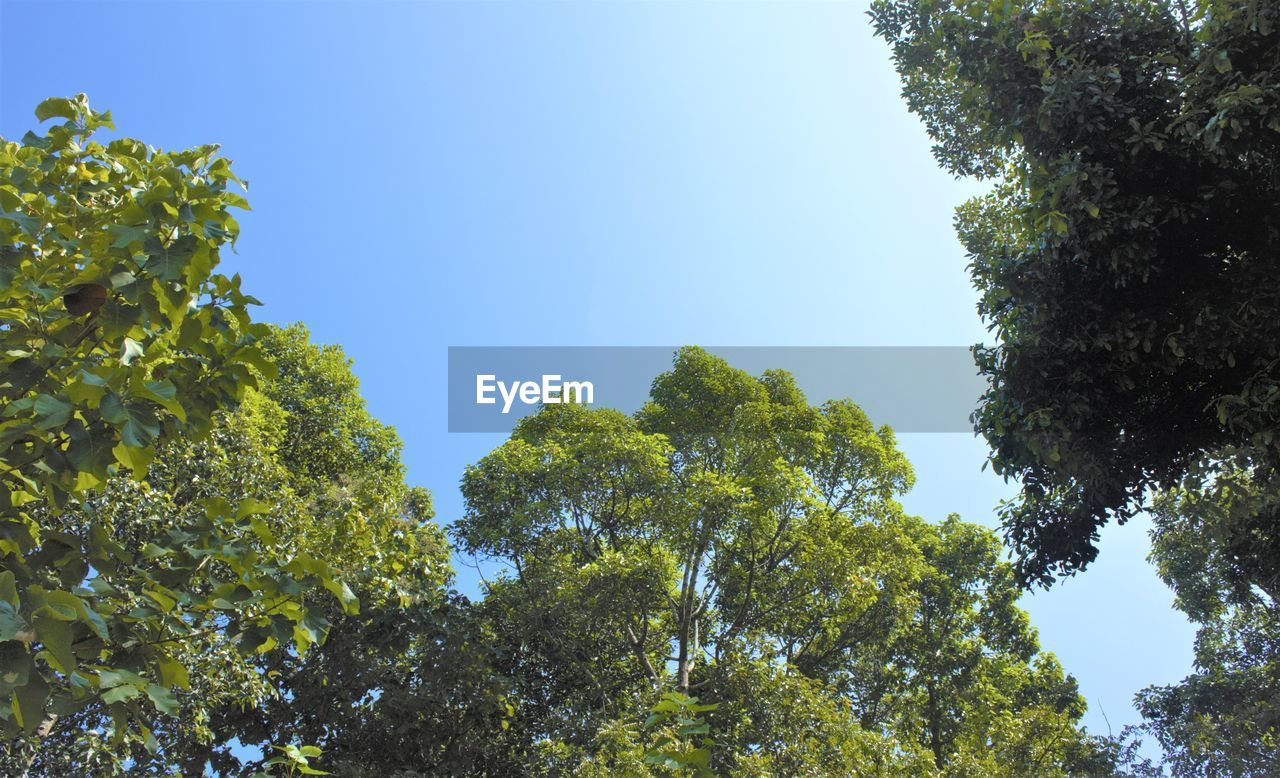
[1,0,1195,750]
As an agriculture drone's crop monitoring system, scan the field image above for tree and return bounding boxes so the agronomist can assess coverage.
[871,0,1280,586]
[178,330,516,777]
[0,325,487,775]
[0,94,359,766]
[1135,460,1280,776]
[0,96,351,748]
[455,347,1110,774]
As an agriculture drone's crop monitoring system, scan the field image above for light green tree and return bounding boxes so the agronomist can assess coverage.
[0,97,353,756]
[456,348,1111,775]
[2,324,458,774]
[1137,457,1280,776]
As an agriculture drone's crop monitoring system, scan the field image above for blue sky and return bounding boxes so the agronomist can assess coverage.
[2,0,1194,750]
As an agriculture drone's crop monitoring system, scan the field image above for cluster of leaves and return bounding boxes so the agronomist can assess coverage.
[454,348,1114,775]
[0,324,468,775]
[1134,457,1280,776]
[256,744,329,777]
[640,693,717,776]
[0,95,417,777]
[0,97,355,750]
[871,0,1280,585]
[873,3,1280,770]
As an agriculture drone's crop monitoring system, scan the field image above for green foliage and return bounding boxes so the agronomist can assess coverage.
[0,324,462,775]
[457,347,1111,774]
[1136,464,1280,776]
[0,96,360,748]
[256,744,330,777]
[641,693,717,776]
[871,0,1280,585]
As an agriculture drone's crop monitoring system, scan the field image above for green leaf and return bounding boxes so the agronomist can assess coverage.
[322,577,359,616]
[67,425,116,476]
[11,676,49,734]
[99,668,145,690]
[138,379,185,421]
[235,498,274,520]
[101,684,140,705]
[0,601,32,642]
[112,443,155,477]
[156,655,190,690]
[144,683,179,715]
[35,590,81,622]
[0,571,18,609]
[34,97,76,122]
[32,395,73,431]
[33,616,75,673]
[145,248,193,282]
[107,224,152,249]
[100,394,160,447]
[292,610,331,657]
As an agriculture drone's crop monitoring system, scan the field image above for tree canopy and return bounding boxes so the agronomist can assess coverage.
[2,324,466,775]
[0,92,1157,776]
[1135,460,1280,776]
[456,347,1112,775]
[872,0,1280,585]
[0,96,354,749]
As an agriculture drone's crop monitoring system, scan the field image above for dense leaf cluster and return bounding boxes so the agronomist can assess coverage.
[0,98,353,747]
[872,0,1280,585]
[455,348,1114,775]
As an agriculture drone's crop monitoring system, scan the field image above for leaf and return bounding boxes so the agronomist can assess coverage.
[11,675,49,734]
[107,224,152,249]
[99,668,145,690]
[322,577,359,616]
[145,683,179,715]
[235,498,274,520]
[32,395,73,431]
[34,97,77,122]
[0,601,32,642]
[144,238,198,282]
[36,590,82,622]
[67,426,116,476]
[112,443,155,477]
[138,379,185,421]
[78,603,109,641]
[156,655,190,690]
[292,610,331,657]
[100,394,160,447]
[0,572,17,609]
[33,616,75,673]
[101,684,140,705]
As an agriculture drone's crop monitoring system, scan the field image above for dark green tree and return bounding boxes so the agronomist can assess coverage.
[871,0,1280,585]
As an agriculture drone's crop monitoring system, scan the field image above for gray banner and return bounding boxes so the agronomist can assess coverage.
[447,347,986,434]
